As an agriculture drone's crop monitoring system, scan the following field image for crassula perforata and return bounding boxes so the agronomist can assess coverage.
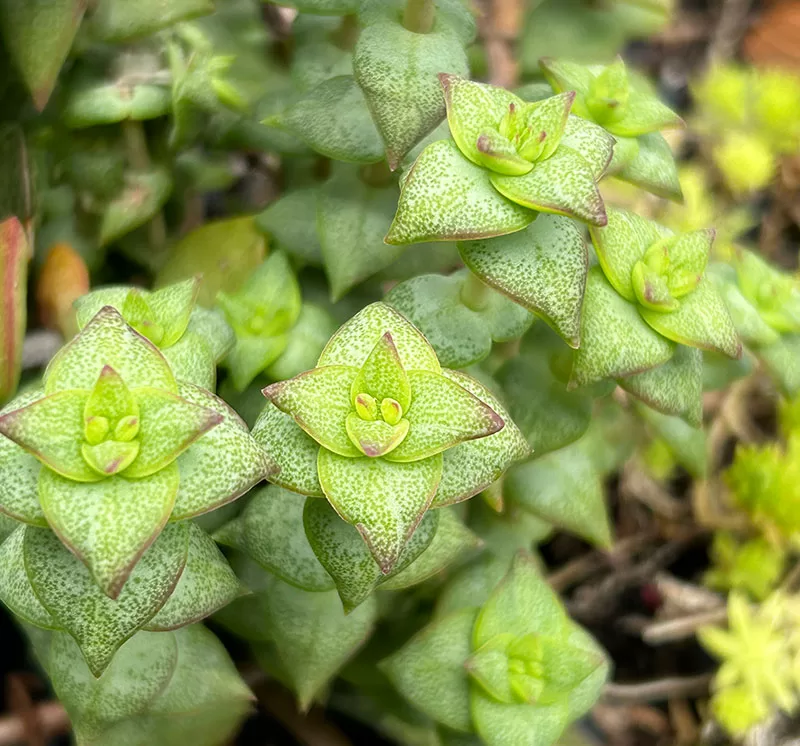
[253,302,529,572]
[0,306,273,674]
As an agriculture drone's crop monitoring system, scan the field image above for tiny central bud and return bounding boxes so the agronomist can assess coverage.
[355,393,378,421]
[114,415,140,442]
[381,398,402,425]
[248,314,266,334]
[84,416,110,446]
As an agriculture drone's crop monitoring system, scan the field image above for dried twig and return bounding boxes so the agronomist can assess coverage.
[603,674,713,704]
[0,701,69,746]
[641,607,729,645]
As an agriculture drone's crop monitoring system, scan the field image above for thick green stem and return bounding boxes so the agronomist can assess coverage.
[359,160,394,188]
[403,0,434,33]
[461,271,491,312]
[332,14,359,51]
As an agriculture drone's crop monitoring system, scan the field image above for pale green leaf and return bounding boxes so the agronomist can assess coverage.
[38,463,180,598]
[264,365,360,457]
[317,449,443,572]
[160,331,216,389]
[615,132,681,201]
[171,382,276,519]
[224,333,288,392]
[459,215,587,347]
[471,689,568,746]
[635,405,707,478]
[318,302,441,373]
[758,335,800,398]
[145,278,201,348]
[432,369,530,507]
[386,140,537,245]
[87,0,213,41]
[610,85,683,138]
[255,187,322,265]
[352,332,411,411]
[290,15,353,92]
[25,523,188,676]
[571,268,674,387]
[99,169,172,247]
[354,16,469,168]
[435,554,511,619]
[267,304,338,382]
[186,306,235,362]
[382,609,476,732]
[560,116,615,179]
[0,526,57,629]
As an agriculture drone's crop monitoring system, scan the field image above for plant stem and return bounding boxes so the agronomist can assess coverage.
[359,160,393,188]
[332,14,359,50]
[403,0,434,33]
[460,271,491,312]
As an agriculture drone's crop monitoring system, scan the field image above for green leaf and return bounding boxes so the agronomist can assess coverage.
[352,332,412,410]
[635,405,707,478]
[504,445,612,548]
[144,278,201,348]
[346,415,411,458]
[758,336,800,398]
[386,370,503,462]
[639,277,742,359]
[260,571,378,710]
[571,267,674,387]
[263,0,358,12]
[0,388,46,525]
[589,206,670,301]
[317,449,443,572]
[144,524,240,630]
[619,345,703,427]
[45,306,177,395]
[0,526,57,629]
[160,331,217,389]
[171,381,276,519]
[387,139,536,245]
[267,304,338,382]
[304,498,438,610]
[264,365,360,458]
[381,507,480,590]
[251,403,323,497]
[470,688,568,746]
[232,485,334,592]
[432,370,530,507]
[354,15,469,169]
[266,76,383,163]
[560,116,615,179]
[255,187,322,265]
[87,0,213,42]
[459,215,587,347]
[25,523,188,676]
[0,390,99,482]
[316,165,407,300]
[291,15,354,92]
[490,147,607,226]
[123,388,221,479]
[0,0,86,110]
[99,169,172,247]
[435,553,511,619]
[608,80,684,137]
[319,301,441,373]
[615,132,682,201]
[474,129,533,176]
[38,463,180,598]
[63,75,172,129]
[382,609,477,732]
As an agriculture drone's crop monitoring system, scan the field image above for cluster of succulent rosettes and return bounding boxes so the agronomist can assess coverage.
[383,554,609,746]
[386,74,615,245]
[541,57,684,201]
[74,276,234,391]
[0,306,274,675]
[253,302,530,573]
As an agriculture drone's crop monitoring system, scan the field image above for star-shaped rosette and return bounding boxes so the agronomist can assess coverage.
[74,277,234,390]
[541,57,684,201]
[253,303,529,573]
[386,75,614,245]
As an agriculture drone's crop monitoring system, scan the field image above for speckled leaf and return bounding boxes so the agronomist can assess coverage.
[171,382,275,519]
[261,572,377,710]
[255,187,322,265]
[266,76,383,163]
[386,140,536,245]
[490,147,607,226]
[145,524,239,630]
[432,369,530,507]
[0,526,57,629]
[319,302,441,372]
[45,307,176,395]
[439,75,523,167]
[186,307,234,363]
[304,498,437,611]
[99,169,172,247]
[263,366,360,457]
[0,390,98,482]
[385,271,534,369]
[62,77,171,129]
[290,15,353,92]
[572,268,674,387]
[317,166,407,300]
[707,265,778,348]
[87,0,213,42]
[589,207,671,301]
[123,388,221,479]
[354,16,468,169]
[607,85,683,138]
[504,445,612,548]
[635,405,707,478]
[145,278,200,348]
[560,116,615,179]
[619,345,703,427]
[640,277,742,359]
[317,449,443,573]
[38,463,180,598]
[615,132,681,201]
[224,334,288,393]
[353,332,411,410]
[0,0,86,110]
[25,523,187,676]
[235,485,333,592]
[758,335,800,398]
[381,508,480,590]
[459,215,587,347]
[160,331,216,389]
[387,370,503,462]
[0,389,46,525]
[471,692,568,746]
[382,608,476,732]
[251,403,323,497]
